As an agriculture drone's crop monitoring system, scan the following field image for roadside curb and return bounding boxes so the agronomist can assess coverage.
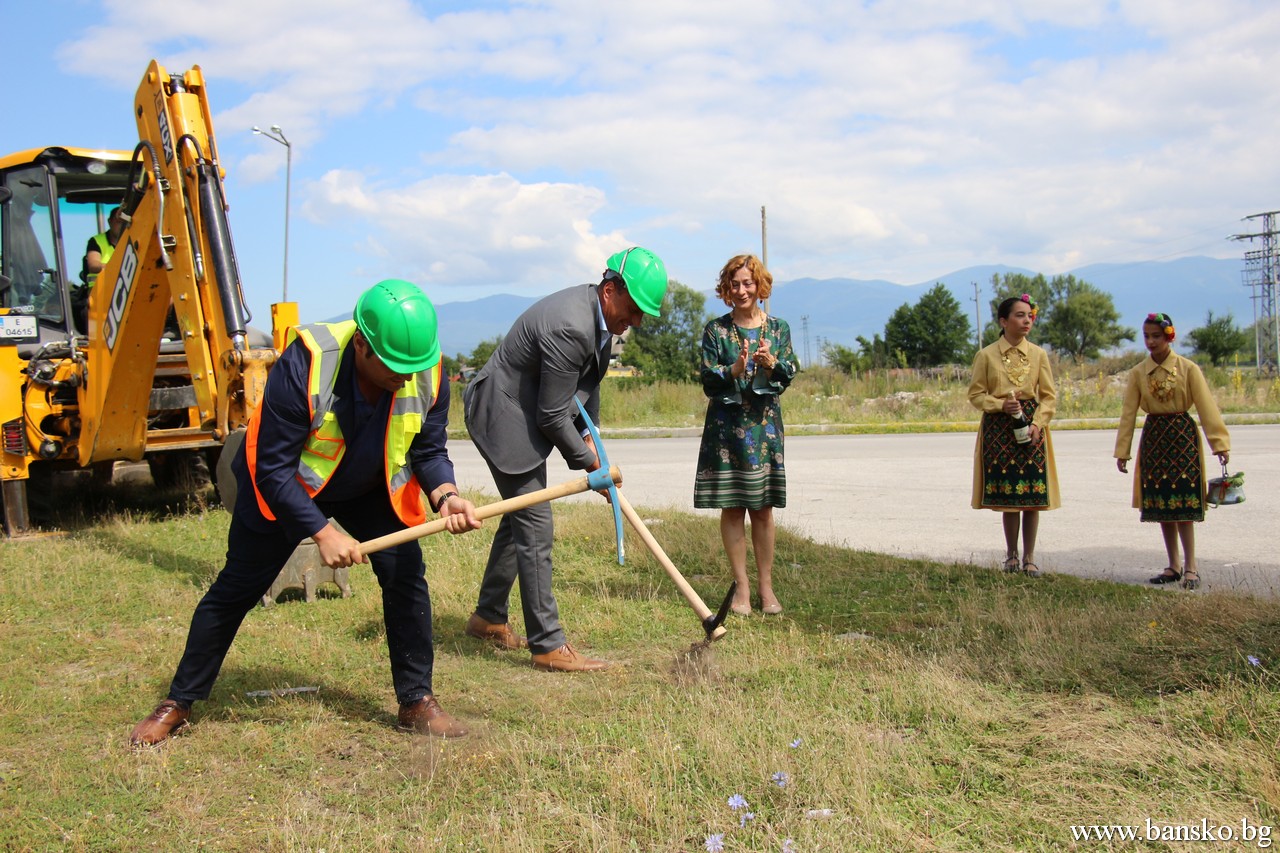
[448,413,1280,442]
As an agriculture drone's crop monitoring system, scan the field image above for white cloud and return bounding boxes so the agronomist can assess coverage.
[307,168,624,293]
[48,0,1280,301]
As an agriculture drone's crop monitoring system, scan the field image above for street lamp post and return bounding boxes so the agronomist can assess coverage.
[252,125,292,303]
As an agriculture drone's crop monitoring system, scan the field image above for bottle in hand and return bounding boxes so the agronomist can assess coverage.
[1009,393,1031,444]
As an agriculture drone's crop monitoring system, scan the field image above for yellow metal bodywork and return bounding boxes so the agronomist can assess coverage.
[81,62,231,462]
[0,61,292,533]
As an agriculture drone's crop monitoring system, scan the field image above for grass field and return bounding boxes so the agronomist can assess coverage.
[2,479,1279,851]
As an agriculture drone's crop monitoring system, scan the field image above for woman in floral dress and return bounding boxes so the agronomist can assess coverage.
[1114,312,1230,590]
[967,294,1060,577]
[694,254,797,615]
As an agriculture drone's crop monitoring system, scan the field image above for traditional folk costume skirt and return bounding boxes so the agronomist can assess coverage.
[977,399,1050,510]
[1136,411,1204,523]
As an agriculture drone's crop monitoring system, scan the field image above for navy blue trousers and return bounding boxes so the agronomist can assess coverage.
[167,494,435,706]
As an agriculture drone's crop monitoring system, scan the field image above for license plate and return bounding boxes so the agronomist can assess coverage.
[0,314,38,344]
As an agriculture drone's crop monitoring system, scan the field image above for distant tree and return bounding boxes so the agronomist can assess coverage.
[625,280,708,382]
[1186,311,1249,366]
[1041,277,1134,359]
[985,272,1132,359]
[913,284,972,366]
[984,273,1053,345]
[441,353,461,379]
[883,284,971,368]
[468,336,504,370]
[855,333,896,370]
[822,341,861,374]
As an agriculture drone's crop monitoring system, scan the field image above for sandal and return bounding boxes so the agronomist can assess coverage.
[1181,570,1200,591]
[1003,556,1021,573]
[1148,568,1182,585]
[1022,560,1042,578]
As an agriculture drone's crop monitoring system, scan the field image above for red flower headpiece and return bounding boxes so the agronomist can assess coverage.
[1019,293,1038,322]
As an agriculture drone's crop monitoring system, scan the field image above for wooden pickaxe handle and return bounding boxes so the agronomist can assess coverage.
[358,466,622,556]
[615,491,728,642]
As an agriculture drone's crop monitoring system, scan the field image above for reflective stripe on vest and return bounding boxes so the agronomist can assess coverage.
[246,320,441,527]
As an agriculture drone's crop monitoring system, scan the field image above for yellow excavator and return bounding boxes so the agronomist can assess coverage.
[0,60,296,536]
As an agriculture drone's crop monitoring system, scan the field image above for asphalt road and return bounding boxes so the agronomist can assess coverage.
[445,424,1278,596]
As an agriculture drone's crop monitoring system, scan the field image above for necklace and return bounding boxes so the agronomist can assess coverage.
[1001,346,1029,388]
[1149,360,1178,402]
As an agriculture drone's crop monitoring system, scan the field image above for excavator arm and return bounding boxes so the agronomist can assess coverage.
[79,61,272,466]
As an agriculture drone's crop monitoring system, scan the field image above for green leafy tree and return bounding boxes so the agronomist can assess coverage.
[822,341,861,374]
[883,284,972,367]
[984,273,1053,344]
[624,280,708,382]
[985,272,1132,359]
[468,336,504,370]
[1186,311,1249,366]
[1041,276,1133,359]
[441,353,461,379]
[855,333,896,370]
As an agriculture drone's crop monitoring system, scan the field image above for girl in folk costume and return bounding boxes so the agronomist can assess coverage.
[967,294,1060,577]
[1114,313,1230,590]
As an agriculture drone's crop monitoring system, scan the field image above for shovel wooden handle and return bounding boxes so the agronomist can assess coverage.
[359,466,622,556]
[615,491,727,641]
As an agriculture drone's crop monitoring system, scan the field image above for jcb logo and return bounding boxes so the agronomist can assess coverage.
[155,90,174,164]
[104,239,140,351]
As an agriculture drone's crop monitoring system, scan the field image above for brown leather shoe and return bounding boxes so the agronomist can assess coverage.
[465,612,528,650]
[130,699,190,747]
[397,695,469,738]
[530,642,610,672]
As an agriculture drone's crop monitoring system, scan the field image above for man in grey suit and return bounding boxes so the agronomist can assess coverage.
[462,247,669,671]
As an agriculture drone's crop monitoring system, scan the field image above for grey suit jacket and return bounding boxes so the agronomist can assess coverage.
[464,284,608,475]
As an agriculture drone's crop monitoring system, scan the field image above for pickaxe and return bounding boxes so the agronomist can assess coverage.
[358,467,623,554]
[577,399,735,642]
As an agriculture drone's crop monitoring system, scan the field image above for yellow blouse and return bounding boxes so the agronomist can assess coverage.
[1113,353,1229,460]
[967,337,1057,430]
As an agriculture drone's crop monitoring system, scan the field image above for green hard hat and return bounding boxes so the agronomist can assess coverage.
[353,279,441,373]
[605,246,667,317]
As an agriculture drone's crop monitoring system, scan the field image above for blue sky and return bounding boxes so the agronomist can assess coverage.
[3,0,1277,328]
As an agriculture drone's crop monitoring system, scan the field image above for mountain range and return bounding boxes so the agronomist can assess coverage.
[426,256,1255,363]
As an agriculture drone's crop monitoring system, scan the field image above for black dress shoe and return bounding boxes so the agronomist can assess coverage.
[130,699,190,746]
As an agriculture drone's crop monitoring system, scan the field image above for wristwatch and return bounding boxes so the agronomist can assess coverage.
[432,491,459,513]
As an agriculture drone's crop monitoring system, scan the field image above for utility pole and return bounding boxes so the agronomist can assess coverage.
[761,205,769,314]
[970,281,982,351]
[801,314,810,367]
[1231,210,1280,375]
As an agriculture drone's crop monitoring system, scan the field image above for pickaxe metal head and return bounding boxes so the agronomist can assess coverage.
[703,580,738,639]
[576,398,625,564]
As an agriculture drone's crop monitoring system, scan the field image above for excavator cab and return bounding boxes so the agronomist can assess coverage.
[0,147,132,345]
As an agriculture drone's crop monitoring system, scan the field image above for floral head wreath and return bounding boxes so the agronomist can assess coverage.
[1146,312,1175,341]
[1019,293,1037,322]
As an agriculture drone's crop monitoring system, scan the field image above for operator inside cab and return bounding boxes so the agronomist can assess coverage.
[74,206,127,333]
[82,206,126,287]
